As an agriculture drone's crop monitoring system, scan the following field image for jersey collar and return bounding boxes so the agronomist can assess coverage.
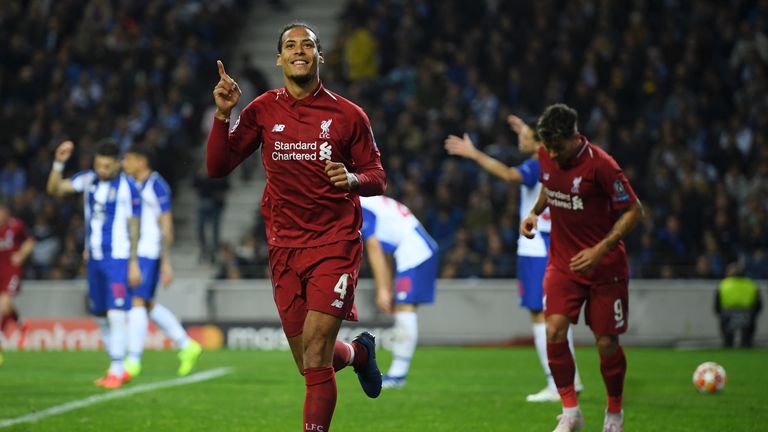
[283,81,325,107]
[563,135,591,168]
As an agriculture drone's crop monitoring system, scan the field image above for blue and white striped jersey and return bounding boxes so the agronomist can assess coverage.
[133,171,172,259]
[71,171,141,260]
[517,158,551,258]
[360,195,438,272]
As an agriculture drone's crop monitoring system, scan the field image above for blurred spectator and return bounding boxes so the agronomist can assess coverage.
[715,262,763,348]
[305,0,768,279]
[193,165,229,264]
[0,0,243,279]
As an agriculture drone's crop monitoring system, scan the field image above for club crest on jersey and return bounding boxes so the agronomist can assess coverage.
[571,176,582,193]
[108,187,117,202]
[319,142,332,161]
[319,119,332,139]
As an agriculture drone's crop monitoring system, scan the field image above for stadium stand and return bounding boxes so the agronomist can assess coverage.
[2,0,767,280]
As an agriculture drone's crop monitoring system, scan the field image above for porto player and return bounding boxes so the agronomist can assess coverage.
[206,22,386,431]
[360,195,438,389]
[0,201,36,365]
[122,145,202,378]
[47,139,142,388]
[521,104,643,432]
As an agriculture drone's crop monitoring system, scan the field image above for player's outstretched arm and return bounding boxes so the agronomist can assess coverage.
[444,133,523,183]
[569,200,645,273]
[46,141,77,197]
[365,236,393,314]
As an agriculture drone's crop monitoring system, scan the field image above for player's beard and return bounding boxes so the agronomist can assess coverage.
[288,71,313,86]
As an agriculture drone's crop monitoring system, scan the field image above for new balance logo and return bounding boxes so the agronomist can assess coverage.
[331,299,344,309]
[319,142,332,161]
[272,124,285,132]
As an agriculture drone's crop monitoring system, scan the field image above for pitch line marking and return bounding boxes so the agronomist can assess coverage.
[0,367,233,428]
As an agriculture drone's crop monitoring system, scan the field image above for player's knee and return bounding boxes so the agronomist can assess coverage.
[546,316,569,342]
[595,335,619,354]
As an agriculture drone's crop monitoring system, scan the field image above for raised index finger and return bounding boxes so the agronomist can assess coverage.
[217,60,228,78]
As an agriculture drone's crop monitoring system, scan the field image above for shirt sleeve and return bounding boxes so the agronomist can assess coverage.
[347,108,386,196]
[70,170,96,192]
[153,177,172,213]
[127,177,142,217]
[517,159,541,188]
[596,155,638,210]
[206,100,263,177]
[14,220,28,243]
[360,207,377,241]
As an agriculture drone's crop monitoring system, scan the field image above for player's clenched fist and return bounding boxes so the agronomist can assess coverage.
[325,160,359,191]
[520,213,538,239]
[212,60,242,119]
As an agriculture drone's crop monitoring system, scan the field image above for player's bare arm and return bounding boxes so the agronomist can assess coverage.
[324,160,360,191]
[159,212,175,287]
[521,186,549,239]
[213,60,241,120]
[128,216,142,287]
[10,237,36,267]
[46,140,77,197]
[365,236,393,314]
[569,200,644,273]
[444,133,523,183]
[507,114,527,135]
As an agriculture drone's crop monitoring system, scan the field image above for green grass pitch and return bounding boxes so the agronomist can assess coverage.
[1,346,765,431]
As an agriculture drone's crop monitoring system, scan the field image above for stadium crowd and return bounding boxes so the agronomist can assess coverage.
[2,0,768,281]
[0,0,244,279]
[311,0,767,280]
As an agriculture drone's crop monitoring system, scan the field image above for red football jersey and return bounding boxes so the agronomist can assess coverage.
[207,83,386,248]
[0,218,28,276]
[538,137,638,284]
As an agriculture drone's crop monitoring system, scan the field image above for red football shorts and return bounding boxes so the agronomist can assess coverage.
[0,272,21,295]
[543,268,628,335]
[268,239,361,338]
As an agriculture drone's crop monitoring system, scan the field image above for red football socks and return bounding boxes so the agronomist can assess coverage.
[332,340,368,372]
[304,366,337,431]
[0,309,19,332]
[332,340,352,372]
[547,341,578,408]
[600,346,626,413]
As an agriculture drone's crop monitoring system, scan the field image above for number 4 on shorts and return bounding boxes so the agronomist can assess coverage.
[334,273,350,299]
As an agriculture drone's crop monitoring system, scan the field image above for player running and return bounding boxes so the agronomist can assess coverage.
[206,22,386,431]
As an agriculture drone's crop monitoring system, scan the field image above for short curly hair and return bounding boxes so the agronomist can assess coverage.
[277,22,322,53]
[536,104,578,145]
